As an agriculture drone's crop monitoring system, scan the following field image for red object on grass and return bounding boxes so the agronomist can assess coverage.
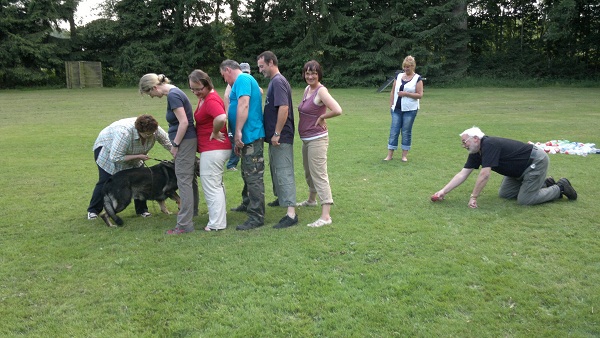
[431,194,443,202]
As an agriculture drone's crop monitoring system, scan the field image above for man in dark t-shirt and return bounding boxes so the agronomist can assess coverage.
[432,127,577,208]
[257,51,298,229]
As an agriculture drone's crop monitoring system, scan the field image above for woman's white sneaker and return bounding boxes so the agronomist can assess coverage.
[307,218,332,227]
[296,200,317,207]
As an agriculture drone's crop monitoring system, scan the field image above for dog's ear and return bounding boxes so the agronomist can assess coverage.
[160,165,170,178]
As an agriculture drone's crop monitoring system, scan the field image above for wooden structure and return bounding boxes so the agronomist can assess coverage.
[65,61,103,88]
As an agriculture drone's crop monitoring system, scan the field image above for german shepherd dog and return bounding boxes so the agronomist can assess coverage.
[100,161,181,227]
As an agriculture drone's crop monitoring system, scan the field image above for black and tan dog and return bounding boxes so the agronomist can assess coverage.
[100,161,181,227]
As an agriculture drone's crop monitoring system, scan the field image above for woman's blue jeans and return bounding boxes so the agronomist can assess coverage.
[387,108,418,151]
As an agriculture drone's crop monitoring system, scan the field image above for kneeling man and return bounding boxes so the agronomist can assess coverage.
[432,126,577,208]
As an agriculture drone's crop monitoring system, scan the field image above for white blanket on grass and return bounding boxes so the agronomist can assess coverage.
[528,140,598,156]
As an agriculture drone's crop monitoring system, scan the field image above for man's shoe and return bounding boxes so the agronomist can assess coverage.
[267,199,280,207]
[544,176,556,188]
[87,212,98,220]
[557,178,577,200]
[230,204,247,212]
[273,214,299,229]
[236,221,264,231]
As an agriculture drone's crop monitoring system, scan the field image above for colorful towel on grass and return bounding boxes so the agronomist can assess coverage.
[528,140,599,156]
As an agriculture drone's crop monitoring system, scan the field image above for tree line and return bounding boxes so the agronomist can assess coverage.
[1,0,598,89]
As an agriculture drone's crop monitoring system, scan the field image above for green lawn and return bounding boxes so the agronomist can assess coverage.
[0,86,599,337]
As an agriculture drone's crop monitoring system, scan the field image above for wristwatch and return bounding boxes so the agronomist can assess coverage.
[274,132,280,137]
[172,141,179,148]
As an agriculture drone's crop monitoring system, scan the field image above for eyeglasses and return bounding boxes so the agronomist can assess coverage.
[190,86,205,92]
[461,136,473,145]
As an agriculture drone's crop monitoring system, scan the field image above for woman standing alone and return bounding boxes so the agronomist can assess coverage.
[384,55,423,162]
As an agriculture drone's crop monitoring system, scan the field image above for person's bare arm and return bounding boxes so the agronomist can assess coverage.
[234,95,250,148]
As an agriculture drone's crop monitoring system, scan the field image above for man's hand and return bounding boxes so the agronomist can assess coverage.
[431,191,445,202]
[234,131,244,149]
[468,196,478,208]
[271,134,280,146]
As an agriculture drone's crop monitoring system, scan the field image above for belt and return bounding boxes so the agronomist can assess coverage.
[527,158,534,167]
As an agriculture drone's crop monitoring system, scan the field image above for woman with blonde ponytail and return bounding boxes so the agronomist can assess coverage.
[139,73,199,234]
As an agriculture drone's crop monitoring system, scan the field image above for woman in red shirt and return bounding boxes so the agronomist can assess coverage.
[189,70,232,231]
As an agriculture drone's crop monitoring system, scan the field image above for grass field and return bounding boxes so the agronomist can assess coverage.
[1,86,599,337]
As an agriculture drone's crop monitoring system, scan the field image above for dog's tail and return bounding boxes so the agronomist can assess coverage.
[104,193,124,226]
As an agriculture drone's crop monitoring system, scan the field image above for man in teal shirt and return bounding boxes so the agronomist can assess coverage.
[220,60,266,230]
